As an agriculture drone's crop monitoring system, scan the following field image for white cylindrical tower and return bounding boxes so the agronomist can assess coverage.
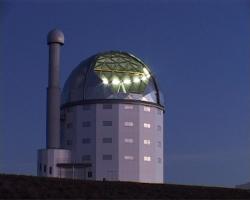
[46,29,64,148]
[37,29,71,179]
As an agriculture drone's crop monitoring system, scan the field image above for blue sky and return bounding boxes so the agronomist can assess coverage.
[1,0,250,187]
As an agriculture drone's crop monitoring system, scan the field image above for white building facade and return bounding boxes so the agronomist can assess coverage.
[38,50,165,183]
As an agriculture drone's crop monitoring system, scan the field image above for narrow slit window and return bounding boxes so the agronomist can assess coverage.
[124,122,133,127]
[124,105,133,110]
[124,138,134,143]
[124,156,134,160]
[103,121,112,126]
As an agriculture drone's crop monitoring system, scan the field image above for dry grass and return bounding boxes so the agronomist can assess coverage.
[0,174,249,199]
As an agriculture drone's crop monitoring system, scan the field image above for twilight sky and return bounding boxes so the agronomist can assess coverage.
[1,0,250,187]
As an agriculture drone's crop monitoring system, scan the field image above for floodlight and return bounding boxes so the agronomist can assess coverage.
[112,78,120,85]
[133,77,140,83]
[102,77,109,85]
[123,79,131,85]
[141,76,147,81]
[143,68,150,75]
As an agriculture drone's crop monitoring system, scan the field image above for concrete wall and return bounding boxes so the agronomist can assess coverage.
[95,104,119,180]
[118,104,139,182]
[60,102,164,183]
[37,149,71,178]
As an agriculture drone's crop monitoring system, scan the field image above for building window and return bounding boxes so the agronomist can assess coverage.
[39,163,42,171]
[143,139,151,145]
[124,156,134,160]
[144,106,151,112]
[43,165,47,173]
[82,155,91,161]
[157,125,162,131]
[124,138,134,143]
[103,121,112,126]
[82,121,91,127]
[124,105,133,110]
[49,166,52,175]
[88,171,93,178]
[102,138,112,143]
[82,105,90,110]
[103,104,112,109]
[66,123,73,129]
[157,141,162,147]
[144,156,151,162]
[157,109,162,115]
[67,140,72,145]
[82,138,91,144]
[124,121,133,127]
[157,157,162,163]
[103,154,112,160]
[67,107,73,113]
[144,123,151,128]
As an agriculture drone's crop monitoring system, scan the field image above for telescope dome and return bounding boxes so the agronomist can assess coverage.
[61,51,164,107]
[47,29,64,45]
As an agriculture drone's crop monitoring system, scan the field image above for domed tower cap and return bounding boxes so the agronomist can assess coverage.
[47,29,64,45]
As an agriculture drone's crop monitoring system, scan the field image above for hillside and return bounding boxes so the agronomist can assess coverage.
[0,174,249,199]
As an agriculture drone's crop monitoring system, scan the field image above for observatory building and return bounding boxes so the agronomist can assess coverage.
[37,29,165,183]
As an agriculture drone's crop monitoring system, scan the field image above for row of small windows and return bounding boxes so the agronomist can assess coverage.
[82,155,113,161]
[124,155,161,163]
[80,137,114,144]
[78,138,162,147]
[67,121,161,130]
[81,155,161,163]
[66,105,162,114]
[68,138,161,147]
[39,164,52,174]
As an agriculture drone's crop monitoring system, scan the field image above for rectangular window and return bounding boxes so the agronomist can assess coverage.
[157,125,162,131]
[124,155,134,160]
[82,105,90,110]
[143,139,151,145]
[82,138,91,144]
[67,107,73,113]
[144,156,151,162]
[124,138,134,143]
[103,154,112,160]
[66,123,73,129]
[124,105,133,110]
[103,121,112,126]
[67,140,72,145]
[144,106,151,112]
[103,104,112,109]
[43,165,47,173]
[124,121,133,127]
[88,171,93,178]
[144,123,151,128]
[157,157,162,163]
[82,121,91,127]
[39,163,42,171]
[49,166,52,175]
[102,138,112,143]
[82,155,91,161]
